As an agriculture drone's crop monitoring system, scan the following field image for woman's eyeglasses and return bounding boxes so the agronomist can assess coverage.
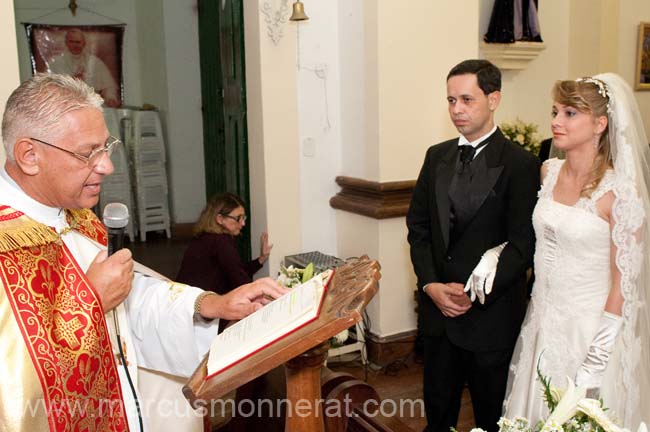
[222,214,247,223]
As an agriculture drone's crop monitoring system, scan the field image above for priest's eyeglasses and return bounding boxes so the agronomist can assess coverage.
[30,136,121,167]
[222,214,247,223]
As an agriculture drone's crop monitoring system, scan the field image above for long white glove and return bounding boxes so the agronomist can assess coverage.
[575,312,622,393]
[464,242,507,304]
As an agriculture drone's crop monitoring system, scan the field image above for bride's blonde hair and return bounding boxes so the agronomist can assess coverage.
[552,79,612,197]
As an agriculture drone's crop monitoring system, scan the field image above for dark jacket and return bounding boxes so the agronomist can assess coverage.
[407,128,540,351]
[176,233,262,295]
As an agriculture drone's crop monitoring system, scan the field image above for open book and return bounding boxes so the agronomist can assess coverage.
[206,269,334,378]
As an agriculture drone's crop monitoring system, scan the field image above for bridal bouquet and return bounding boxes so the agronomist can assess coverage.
[468,365,647,432]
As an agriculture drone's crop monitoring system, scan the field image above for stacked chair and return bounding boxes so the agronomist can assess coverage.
[129,110,172,241]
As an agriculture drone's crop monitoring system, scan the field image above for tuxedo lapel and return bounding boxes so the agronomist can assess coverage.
[446,129,507,246]
[464,139,504,218]
[435,143,458,250]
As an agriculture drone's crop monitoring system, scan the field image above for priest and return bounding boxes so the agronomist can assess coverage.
[0,73,286,431]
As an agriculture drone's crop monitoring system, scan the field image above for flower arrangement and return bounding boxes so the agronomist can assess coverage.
[277,262,314,288]
[464,364,647,432]
[500,118,542,155]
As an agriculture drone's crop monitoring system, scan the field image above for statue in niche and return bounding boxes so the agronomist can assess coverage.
[484,0,543,43]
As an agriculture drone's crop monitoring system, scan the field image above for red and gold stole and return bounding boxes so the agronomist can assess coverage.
[0,205,128,431]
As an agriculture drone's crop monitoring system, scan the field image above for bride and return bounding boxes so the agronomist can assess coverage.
[503,73,650,428]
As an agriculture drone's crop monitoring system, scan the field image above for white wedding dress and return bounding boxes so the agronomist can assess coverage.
[504,158,627,424]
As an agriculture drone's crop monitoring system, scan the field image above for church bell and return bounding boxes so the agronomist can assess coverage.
[289,1,309,21]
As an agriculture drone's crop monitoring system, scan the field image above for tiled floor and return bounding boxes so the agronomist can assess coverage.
[130,232,476,431]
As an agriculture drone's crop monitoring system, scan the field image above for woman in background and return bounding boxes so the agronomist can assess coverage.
[176,193,272,299]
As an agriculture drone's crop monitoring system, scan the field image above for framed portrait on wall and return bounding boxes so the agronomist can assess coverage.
[25,24,125,107]
[635,22,650,90]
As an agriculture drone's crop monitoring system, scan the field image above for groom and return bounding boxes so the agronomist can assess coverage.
[407,59,539,431]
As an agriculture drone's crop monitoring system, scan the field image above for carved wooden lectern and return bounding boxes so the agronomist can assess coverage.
[183,256,381,432]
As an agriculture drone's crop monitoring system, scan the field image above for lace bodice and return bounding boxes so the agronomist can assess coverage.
[504,158,618,421]
[538,157,616,216]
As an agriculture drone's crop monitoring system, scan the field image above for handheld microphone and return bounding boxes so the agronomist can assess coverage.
[101,202,142,431]
[102,203,129,256]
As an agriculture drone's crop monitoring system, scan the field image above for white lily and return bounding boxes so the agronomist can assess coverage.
[543,377,586,428]
[577,398,622,432]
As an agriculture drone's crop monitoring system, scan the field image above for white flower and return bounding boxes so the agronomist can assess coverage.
[516,134,525,144]
[541,419,564,432]
[498,416,531,432]
[498,417,513,431]
[577,399,622,432]
[332,329,348,345]
[512,416,530,430]
[543,377,586,428]
[469,429,488,432]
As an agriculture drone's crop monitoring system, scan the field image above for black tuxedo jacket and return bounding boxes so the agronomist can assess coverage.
[407,128,540,352]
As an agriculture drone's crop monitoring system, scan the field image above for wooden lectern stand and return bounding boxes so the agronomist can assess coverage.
[183,256,381,432]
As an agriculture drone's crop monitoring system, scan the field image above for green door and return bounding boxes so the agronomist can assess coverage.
[198,0,251,260]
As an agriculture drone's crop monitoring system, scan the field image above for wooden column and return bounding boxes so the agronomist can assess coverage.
[284,342,330,432]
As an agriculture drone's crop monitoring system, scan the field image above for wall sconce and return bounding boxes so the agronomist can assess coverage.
[289,0,309,21]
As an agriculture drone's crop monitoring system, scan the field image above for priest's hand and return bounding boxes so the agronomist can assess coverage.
[424,282,471,317]
[199,277,288,320]
[87,249,134,312]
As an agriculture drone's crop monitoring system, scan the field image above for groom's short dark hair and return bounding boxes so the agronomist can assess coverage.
[447,59,502,95]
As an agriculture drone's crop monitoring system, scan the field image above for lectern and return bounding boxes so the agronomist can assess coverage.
[183,256,380,432]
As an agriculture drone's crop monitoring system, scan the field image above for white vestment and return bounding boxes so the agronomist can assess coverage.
[0,169,219,431]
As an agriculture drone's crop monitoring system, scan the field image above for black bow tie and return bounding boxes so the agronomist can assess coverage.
[459,145,476,165]
[458,138,490,174]
[459,138,491,163]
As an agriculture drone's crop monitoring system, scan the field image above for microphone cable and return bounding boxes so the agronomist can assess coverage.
[112,309,144,432]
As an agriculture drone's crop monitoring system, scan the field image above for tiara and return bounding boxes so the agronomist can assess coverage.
[575,77,611,111]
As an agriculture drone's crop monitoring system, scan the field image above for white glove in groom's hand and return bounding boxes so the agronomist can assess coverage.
[464,242,507,304]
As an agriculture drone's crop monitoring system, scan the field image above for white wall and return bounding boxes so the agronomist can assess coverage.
[245,0,302,277]
[0,0,21,164]
[297,1,342,256]
[339,0,368,179]
[159,0,205,223]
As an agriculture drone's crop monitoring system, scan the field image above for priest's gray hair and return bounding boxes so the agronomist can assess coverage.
[1,73,104,160]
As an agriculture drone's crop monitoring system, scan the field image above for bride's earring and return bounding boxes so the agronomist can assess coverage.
[593,134,600,149]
